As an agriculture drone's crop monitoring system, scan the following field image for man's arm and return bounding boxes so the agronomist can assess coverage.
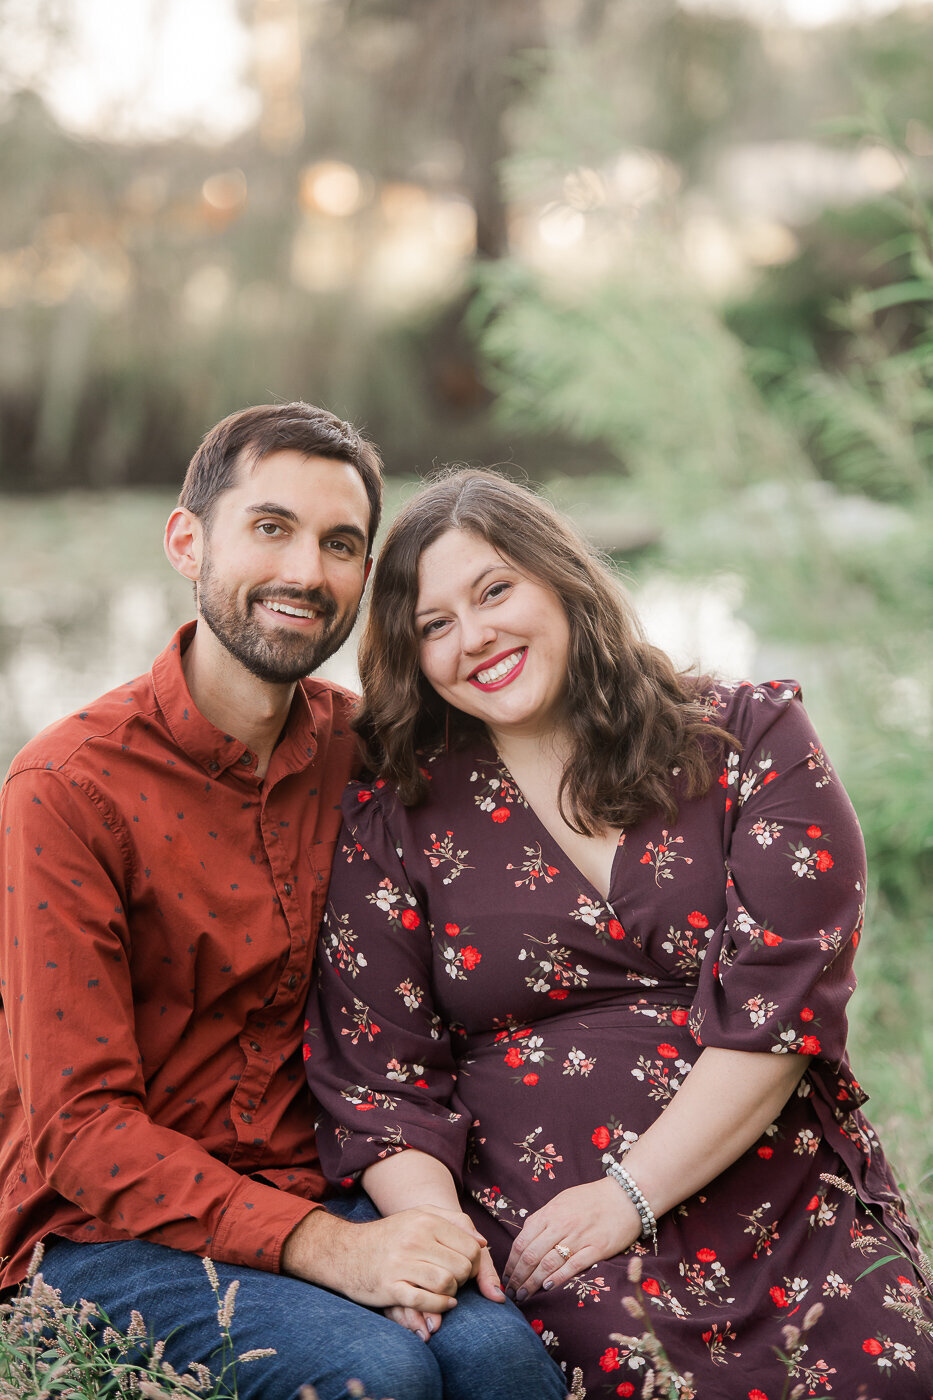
[1,768,313,1273]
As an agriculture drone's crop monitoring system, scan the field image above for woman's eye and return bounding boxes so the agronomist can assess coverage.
[421,618,448,638]
[484,581,511,602]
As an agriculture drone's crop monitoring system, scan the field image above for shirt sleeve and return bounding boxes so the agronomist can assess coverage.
[304,784,470,1185]
[689,682,866,1069]
[0,768,315,1273]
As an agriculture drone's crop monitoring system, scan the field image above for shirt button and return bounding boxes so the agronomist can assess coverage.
[286,973,299,990]
[283,882,292,896]
[249,1040,262,1053]
[240,753,252,766]
[240,1111,253,1124]
[208,760,220,773]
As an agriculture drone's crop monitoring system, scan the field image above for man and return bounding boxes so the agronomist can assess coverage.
[0,403,567,1400]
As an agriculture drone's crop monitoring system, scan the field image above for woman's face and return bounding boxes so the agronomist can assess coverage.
[415,528,572,744]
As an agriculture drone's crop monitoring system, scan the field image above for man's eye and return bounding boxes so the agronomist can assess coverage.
[325,539,352,553]
[257,522,283,537]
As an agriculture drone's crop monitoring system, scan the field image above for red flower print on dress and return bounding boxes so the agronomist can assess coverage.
[862,1338,883,1356]
[806,825,822,838]
[657,1043,678,1059]
[491,807,509,823]
[805,1196,820,1211]
[616,1386,635,1398]
[697,1247,717,1262]
[748,1391,769,1400]
[671,1007,689,1025]
[757,1146,773,1159]
[530,1319,544,1335]
[800,1036,821,1055]
[460,945,482,970]
[800,1006,814,1021]
[769,1285,788,1307]
[642,1278,660,1296]
[400,909,420,930]
[356,790,372,803]
[592,1125,611,1150]
[607,919,625,939]
[762,930,783,946]
[445,922,460,936]
[522,1071,539,1086]
[687,911,708,928]
[815,850,834,872]
[302,1043,311,1061]
[599,1347,620,1372]
[504,1047,523,1068]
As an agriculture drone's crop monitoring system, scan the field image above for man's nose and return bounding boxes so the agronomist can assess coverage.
[283,542,327,592]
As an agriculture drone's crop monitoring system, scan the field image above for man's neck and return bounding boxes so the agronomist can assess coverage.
[181,623,297,779]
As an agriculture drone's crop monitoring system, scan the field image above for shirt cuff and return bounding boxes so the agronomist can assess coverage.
[210,1175,321,1274]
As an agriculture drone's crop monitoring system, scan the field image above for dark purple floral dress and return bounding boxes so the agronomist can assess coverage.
[305,682,933,1397]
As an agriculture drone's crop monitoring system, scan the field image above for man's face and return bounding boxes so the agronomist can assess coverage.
[195,450,371,685]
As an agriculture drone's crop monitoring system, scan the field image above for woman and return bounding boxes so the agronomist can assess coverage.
[304,470,933,1398]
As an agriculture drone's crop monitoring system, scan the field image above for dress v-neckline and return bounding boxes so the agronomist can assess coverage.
[490,746,624,913]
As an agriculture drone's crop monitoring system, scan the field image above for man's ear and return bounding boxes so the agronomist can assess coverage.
[164,508,204,582]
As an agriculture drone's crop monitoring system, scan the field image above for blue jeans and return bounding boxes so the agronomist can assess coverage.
[38,1195,567,1400]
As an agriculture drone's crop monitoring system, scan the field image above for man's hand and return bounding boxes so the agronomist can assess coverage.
[281,1205,485,1314]
[380,1205,505,1341]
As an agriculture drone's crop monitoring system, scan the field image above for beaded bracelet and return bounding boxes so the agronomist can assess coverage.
[606,1160,658,1253]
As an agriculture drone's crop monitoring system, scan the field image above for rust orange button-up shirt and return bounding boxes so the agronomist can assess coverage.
[0,622,358,1289]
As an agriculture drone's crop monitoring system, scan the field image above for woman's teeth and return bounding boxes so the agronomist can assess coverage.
[475,650,523,684]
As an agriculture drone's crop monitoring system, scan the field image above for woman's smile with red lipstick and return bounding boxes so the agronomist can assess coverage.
[469,647,528,690]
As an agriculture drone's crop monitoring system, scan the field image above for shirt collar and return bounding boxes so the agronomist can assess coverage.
[150,621,319,779]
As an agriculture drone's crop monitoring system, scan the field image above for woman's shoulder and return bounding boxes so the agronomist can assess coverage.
[698,676,804,738]
[339,738,493,833]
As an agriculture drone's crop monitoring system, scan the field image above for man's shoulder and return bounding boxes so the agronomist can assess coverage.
[6,668,159,784]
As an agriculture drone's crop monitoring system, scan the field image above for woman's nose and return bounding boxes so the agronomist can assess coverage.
[460,616,497,654]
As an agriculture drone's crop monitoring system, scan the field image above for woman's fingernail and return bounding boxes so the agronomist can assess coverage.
[426,1317,436,1334]
[516,1287,528,1302]
[417,1329,429,1343]
[505,1287,515,1300]
[542,1279,553,1291]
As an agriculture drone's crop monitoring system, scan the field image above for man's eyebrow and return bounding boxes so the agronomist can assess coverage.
[414,564,503,618]
[246,502,300,523]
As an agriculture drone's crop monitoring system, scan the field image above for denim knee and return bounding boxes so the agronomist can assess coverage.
[301,1322,442,1400]
[429,1288,567,1400]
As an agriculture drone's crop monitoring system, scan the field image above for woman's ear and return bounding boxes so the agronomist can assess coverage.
[164,507,203,582]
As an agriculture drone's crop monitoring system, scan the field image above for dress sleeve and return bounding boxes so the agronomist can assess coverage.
[689,683,866,1070]
[304,783,470,1185]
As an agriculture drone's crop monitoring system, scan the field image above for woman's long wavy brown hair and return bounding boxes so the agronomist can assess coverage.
[355,469,736,833]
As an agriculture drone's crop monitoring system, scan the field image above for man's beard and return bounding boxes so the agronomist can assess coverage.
[197,557,358,684]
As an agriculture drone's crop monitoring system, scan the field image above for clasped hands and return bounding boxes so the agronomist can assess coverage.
[390,1178,643,1338]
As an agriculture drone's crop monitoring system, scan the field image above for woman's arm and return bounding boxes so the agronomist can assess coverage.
[502,1045,810,1298]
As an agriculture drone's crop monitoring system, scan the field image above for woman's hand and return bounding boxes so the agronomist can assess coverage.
[385,1205,505,1338]
[502,1178,642,1301]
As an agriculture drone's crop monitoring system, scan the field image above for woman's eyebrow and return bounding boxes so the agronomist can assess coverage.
[415,565,503,619]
